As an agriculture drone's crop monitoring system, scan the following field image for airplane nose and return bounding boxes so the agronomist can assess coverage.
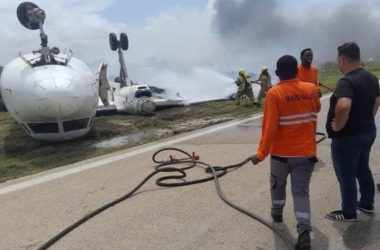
[35,79,95,119]
[25,67,97,121]
[36,95,84,119]
[1,56,97,140]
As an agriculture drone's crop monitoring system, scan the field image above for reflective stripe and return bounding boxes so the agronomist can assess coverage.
[273,200,286,205]
[279,112,318,121]
[279,112,318,126]
[279,115,318,123]
[279,117,317,126]
[296,212,310,219]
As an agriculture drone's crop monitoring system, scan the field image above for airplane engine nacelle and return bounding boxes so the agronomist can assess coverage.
[0,53,98,141]
[134,98,156,115]
[113,85,156,115]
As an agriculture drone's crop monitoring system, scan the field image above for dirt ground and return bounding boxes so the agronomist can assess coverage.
[0,100,260,183]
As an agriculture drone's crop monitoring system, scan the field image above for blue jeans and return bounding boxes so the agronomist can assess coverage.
[331,129,376,218]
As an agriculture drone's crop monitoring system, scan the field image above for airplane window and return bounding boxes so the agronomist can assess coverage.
[31,55,64,67]
[28,122,59,134]
[135,90,152,98]
[21,124,31,135]
[63,118,90,132]
[89,118,95,128]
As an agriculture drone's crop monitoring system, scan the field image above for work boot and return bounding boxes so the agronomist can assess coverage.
[294,231,311,250]
[271,207,283,223]
[271,213,283,223]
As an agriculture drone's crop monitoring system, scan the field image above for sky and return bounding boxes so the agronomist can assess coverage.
[103,0,207,24]
[0,0,379,101]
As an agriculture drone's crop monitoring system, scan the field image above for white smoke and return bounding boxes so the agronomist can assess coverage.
[0,0,244,102]
[123,4,242,102]
[11,0,380,103]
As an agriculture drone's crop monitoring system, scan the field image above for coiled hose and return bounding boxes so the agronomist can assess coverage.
[38,133,327,250]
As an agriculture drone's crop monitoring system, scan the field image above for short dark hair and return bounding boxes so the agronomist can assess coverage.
[300,48,312,58]
[276,55,298,80]
[338,42,360,62]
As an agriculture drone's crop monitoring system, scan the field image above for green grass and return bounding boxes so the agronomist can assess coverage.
[0,101,260,183]
[365,63,380,77]
[319,62,380,93]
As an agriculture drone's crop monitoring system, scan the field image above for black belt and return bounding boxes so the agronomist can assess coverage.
[271,155,318,164]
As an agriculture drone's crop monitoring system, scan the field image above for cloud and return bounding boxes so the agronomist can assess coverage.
[3,0,379,102]
[0,0,122,65]
[0,1,240,102]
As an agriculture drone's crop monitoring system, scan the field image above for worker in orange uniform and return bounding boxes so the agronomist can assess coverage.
[251,55,321,250]
[298,48,319,86]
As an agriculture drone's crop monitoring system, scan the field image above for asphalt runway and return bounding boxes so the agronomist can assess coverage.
[0,97,379,250]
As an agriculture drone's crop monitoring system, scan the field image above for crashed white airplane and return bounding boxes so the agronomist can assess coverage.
[0,2,185,141]
[97,33,185,116]
[0,2,98,141]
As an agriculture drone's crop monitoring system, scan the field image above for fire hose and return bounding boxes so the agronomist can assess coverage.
[38,133,327,250]
[319,82,335,92]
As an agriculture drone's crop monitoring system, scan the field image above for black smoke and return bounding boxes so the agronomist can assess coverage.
[213,0,380,64]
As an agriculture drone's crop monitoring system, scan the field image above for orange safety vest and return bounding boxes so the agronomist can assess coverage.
[256,79,321,160]
[297,65,319,86]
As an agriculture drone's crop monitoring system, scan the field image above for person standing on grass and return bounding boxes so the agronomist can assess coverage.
[325,42,380,222]
[235,70,255,106]
[256,67,273,106]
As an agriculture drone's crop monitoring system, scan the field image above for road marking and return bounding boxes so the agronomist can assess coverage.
[0,95,332,195]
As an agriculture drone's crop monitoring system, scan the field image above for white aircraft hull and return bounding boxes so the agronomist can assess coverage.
[97,81,186,115]
[0,53,98,141]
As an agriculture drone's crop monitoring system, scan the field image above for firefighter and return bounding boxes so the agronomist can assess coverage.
[235,70,255,106]
[251,55,321,250]
[256,67,272,105]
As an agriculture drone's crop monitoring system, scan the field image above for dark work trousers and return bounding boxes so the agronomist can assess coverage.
[331,129,377,218]
[270,156,315,234]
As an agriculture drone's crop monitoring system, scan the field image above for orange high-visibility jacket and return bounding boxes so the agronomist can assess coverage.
[297,65,319,86]
[256,79,321,160]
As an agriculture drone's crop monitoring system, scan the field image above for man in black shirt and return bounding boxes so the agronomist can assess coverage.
[325,42,380,222]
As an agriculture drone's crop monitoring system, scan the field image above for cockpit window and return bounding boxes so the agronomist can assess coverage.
[63,118,90,132]
[30,54,67,67]
[19,49,71,68]
[135,90,152,98]
[28,122,59,134]
[21,124,31,135]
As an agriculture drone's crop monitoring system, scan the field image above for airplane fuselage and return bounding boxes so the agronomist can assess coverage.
[0,53,98,141]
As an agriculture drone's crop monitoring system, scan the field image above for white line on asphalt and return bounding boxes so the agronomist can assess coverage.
[0,95,332,195]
